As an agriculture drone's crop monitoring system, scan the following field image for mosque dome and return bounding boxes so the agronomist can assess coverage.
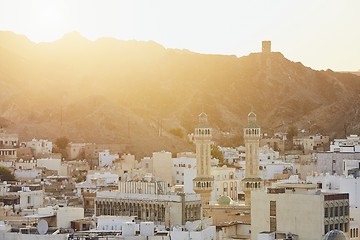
[217,195,232,205]
[323,230,348,240]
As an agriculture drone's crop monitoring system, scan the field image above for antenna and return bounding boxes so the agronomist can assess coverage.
[60,105,63,127]
[37,219,48,235]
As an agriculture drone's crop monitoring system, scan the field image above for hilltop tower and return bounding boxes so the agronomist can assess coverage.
[262,40,271,53]
[241,112,263,205]
[193,113,214,205]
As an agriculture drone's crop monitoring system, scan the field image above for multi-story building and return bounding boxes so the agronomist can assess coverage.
[316,152,360,175]
[293,134,329,153]
[75,172,119,198]
[25,139,53,157]
[251,188,350,240]
[95,190,201,227]
[0,129,18,147]
[0,182,44,215]
[211,166,242,201]
[99,149,119,167]
[330,135,360,153]
[173,157,196,185]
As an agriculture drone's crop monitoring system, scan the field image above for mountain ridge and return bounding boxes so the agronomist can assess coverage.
[0,31,359,157]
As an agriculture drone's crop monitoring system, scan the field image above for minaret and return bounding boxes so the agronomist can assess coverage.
[241,112,263,206]
[193,112,214,205]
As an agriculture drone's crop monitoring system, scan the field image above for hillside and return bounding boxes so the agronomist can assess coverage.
[1,31,360,157]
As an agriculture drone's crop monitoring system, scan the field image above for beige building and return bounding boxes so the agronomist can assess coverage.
[260,138,285,152]
[251,188,350,240]
[211,165,242,201]
[95,191,201,227]
[0,129,18,147]
[152,151,173,185]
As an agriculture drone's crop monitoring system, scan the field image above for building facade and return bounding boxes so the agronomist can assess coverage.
[251,188,350,240]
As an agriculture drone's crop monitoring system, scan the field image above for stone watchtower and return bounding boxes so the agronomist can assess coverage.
[193,112,214,205]
[262,40,271,53]
[241,112,263,205]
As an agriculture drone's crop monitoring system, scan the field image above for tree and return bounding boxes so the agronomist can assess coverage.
[287,125,298,141]
[0,166,16,181]
[286,125,298,150]
[55,136,69,150]
[168,128,184,138]
[211,145,224,165]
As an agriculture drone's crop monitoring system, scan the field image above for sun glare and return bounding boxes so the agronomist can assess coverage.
[27,1,66,42]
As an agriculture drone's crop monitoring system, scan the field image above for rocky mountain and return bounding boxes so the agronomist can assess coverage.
[0,31,360,157]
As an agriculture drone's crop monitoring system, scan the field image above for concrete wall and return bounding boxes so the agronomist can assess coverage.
[153,151,173,185]
[251,191,324,240]
[37,158,61,173]
[56,207,84,228]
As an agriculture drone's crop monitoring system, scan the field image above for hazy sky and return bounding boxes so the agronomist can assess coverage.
[0,0,359,71]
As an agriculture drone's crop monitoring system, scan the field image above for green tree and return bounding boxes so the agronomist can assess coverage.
[168,128,184,138]
[287,125,298,140]
[0,166,16,181]
[211,145,224,165]
[55,136,69,150]
[286,125,298,150]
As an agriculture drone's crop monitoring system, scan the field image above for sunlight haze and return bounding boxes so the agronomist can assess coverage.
[0,0,359,71]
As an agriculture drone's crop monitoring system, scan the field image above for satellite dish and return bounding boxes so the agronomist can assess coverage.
[37,219,48,235]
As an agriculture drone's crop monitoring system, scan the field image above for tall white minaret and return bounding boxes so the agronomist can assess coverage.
[193,112,214,205]
[241,112,263,206]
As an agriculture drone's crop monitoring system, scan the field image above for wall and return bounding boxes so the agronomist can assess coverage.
[56,207,84,228]
[37,158,61,174]
[153,151,173,185]
[251,191,323,240]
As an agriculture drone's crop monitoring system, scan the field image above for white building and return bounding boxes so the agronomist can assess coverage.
[316,152,360,175]
[330,135,360,153]
[25,139,53,157]
[76,172,119,197]
[307,174,360,208]
[172,157,196,185]
[37,157,61,174]
[0,183,44,212]
[99,149,119,167]
[72,218,216,240]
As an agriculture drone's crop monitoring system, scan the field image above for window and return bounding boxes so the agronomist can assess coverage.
[325,224,329,233]
[339,206,343,216]
[334,207,338,217]
[270,201,276,216]
[27,196,31,204]
[270,217,276,232]
[330,207,333,217]
[324,208,328,218]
